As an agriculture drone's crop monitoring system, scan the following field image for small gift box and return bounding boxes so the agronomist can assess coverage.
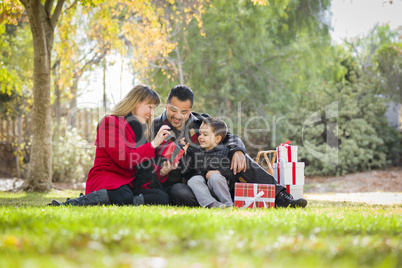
[273,162,305,185]
[156,140,184,164]
[234,183,275,209]
[276,141,298,163]
[284,184,304,199]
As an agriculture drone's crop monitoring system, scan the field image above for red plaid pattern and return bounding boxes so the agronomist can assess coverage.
[234,183,275,209]
[156,141,184,164]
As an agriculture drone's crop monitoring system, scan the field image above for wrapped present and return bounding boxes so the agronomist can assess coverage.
[276,141,298,163]
[234,183,275,209]
[284,184,304,199]
[273,162,305,185]
[156,140,184,164]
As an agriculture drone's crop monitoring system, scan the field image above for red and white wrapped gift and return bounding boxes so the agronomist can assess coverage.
[234,183,275,209]
[284,184,304,199]
[273,162,305,185]
[276,141,298,163]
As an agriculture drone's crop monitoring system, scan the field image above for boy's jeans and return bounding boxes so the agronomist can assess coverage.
[187,174,233,207]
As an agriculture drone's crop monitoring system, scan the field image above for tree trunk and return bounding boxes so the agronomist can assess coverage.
[20,0,64,192]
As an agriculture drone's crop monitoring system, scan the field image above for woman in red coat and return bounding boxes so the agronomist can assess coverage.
[50,85,176,206]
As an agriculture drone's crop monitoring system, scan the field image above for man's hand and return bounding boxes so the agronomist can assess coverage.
[160,160,179,177]
[206,170,221,180]
[231,151,246,175]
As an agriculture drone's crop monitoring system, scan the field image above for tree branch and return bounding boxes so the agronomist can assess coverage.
[78,45,98,64]
[80,50,108,74]
[75,48,109,80]
[344,39,365,71]
[50,0,65,29]
[19,0,28,7]
[52,57,61,70]
[64,0,78,14]
[44,0,54,16]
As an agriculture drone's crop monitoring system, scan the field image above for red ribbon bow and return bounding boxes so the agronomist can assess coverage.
[280,141,291,146]
[277,141,293,163]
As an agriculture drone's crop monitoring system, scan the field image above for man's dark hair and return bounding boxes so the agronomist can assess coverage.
[203,117,227,143]
[167,85,194,107]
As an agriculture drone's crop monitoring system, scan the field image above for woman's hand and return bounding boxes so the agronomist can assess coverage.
[160,160,179,177]
[206,170,221,180]
[151,125,171,148]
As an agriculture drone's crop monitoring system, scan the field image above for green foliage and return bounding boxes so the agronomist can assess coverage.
[346,24,399,68]
[287,51,400,176]
[153,3,401,175]
[0,23,33,117]
[293,87,386,175]
[372,42,402,103]
[52,126,95,182]
[153,0,339,155]
[0,192,401,267]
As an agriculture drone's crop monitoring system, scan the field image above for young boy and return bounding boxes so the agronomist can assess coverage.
[181,117,234,208]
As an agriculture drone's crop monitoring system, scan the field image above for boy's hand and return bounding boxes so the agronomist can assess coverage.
[179,137,189,153]
[160,160,179,177]
[231,151,246,175]
[206,170,221,180]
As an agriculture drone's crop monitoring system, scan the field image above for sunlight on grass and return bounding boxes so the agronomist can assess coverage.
[0,192,401,267]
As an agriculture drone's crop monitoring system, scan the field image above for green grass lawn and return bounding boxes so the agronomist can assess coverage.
[0,191,401,268]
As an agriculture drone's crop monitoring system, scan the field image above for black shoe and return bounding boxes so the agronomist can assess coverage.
[47,200,61,206]
[275,190,307,208]
[48,193,86,206]
[49,189,110,206]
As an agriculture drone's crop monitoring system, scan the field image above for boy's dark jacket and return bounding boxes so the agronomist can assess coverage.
[181,144,234,182]
[152,111,246,187]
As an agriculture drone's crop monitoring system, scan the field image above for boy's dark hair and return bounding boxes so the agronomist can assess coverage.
[167,85,194,107]
[203,117,227,143]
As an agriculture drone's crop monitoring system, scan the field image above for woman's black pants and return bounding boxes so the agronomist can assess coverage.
[107,184,170,206]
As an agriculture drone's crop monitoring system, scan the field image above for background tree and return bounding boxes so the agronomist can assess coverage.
[288,27,401,175]
[151,0,400,174]
[0,13,33,179]
[1,0,210,191]
[9,0,66,192]
[1,0,400,186]
[373,42,402,104]
[153,0,333,152]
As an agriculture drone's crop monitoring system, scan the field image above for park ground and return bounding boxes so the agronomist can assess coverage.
[304,166,402,205]
[1,166,401,205]
[0,167,401,268]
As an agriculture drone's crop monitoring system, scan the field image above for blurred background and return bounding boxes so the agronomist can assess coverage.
[0,0,400,186]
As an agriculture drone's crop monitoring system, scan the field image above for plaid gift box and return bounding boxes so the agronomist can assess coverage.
[234,183,275,209]
[273,162,305,185]
[156,140,184,164]
[284,184,304,199]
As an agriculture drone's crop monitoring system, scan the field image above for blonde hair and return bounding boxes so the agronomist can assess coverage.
[98,84,160,134]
